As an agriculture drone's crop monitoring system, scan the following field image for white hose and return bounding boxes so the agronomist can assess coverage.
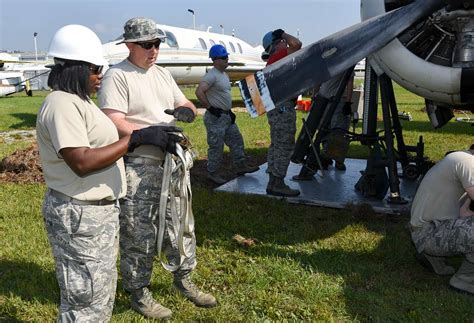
[157,142,195,272]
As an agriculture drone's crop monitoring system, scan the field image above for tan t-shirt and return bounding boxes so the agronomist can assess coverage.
[98,60,187,159]
[201,67,232,111]
[36,91,126,201]
[410,150,474,227]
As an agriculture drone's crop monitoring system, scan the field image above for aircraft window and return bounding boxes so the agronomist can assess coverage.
[229,42,236,53]
[164,31,178,48]
[237,43,243,54]
[198,38,207,50]
[209,39,216,45]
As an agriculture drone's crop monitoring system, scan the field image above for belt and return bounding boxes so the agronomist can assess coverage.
[124,156,163,166]
[49,189,117,206]
[209,107,230,114]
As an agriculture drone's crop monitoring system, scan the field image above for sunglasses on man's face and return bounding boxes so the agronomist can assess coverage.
[89,64,104,75]
[214,56,228,60]
[135,40,162,50]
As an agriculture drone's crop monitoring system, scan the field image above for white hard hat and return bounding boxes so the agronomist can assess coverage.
[48,24,108,66]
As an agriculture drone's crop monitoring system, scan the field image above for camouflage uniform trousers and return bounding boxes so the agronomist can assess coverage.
[42,190,120,323]
[266,102,297,178]
[120,160,197,292]
[204,111,246,173]
[411,216,474,260]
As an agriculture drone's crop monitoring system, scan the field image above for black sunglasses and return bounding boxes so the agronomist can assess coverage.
[135,39,162,50]
[214,56,228,60]
[89,64,104,75]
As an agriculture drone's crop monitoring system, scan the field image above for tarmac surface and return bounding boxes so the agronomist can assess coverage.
[216,158,417,215]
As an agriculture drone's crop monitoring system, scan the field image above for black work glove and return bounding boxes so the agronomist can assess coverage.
[207,106,222,118]
[128,126,183,152]
[272,29,285,41]
[342,102,352,116]
[165,133,184,155]
[229,110,236,124]
[164,106,195,123]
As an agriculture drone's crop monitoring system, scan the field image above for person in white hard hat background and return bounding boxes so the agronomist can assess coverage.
[37,24,181,322]
[98,17,216,320]
[195,44,259,185]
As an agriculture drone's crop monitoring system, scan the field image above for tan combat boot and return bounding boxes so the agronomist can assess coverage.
[235,162,260,176]
[207,171,226,185]
[173,277,217,308]
[130,287,172,319]
[449,257,474,294]
[267,175,300,197]
[415,252,455,275]
[266,173,276,193]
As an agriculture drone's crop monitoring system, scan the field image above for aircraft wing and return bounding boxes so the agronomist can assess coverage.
[239,0,445,112]
[226,65,264,76]
[0,59,42,65]
[155,60,245,67]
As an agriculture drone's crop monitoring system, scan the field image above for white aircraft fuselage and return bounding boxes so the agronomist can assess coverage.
[102,24,266,85]
[0,71,25,96]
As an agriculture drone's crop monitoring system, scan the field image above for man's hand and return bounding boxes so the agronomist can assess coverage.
[343,102,352,116]
[272,29,285,41]
[229,110,236,124]
[460,198,474,218]
[166,133,184,155]
[164,106,195,123]
[128,126,183,152]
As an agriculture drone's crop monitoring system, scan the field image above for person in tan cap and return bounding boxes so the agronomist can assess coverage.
[98,17,216,320]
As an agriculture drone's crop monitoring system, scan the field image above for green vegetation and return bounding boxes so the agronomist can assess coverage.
[0,85,473,321]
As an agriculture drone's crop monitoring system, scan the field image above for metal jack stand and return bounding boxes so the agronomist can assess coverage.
[292,67,356,177]
[301,118,324,175]
[379,73,407,204]
[356,62,430,204]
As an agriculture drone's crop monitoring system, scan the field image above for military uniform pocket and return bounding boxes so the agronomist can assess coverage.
[63,259,93,306]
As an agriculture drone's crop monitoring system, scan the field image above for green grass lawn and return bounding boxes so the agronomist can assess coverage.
[0,85,473,321]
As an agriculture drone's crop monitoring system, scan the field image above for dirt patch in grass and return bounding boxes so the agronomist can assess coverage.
[0,144,44,183]
[0,144,267,189]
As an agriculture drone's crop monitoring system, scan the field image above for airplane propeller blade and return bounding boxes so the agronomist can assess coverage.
[239,0,445,115]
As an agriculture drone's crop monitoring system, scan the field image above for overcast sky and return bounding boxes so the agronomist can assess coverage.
[0,0,360,52]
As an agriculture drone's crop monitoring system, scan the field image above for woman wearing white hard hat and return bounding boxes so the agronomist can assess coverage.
[36,24,182,322]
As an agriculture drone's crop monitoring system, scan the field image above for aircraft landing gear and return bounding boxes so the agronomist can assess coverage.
[292,60,431,206]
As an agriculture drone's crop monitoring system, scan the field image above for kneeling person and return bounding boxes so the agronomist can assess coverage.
[410,145,474,294]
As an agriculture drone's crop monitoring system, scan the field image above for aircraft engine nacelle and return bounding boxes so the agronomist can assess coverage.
[361,0,474,107]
